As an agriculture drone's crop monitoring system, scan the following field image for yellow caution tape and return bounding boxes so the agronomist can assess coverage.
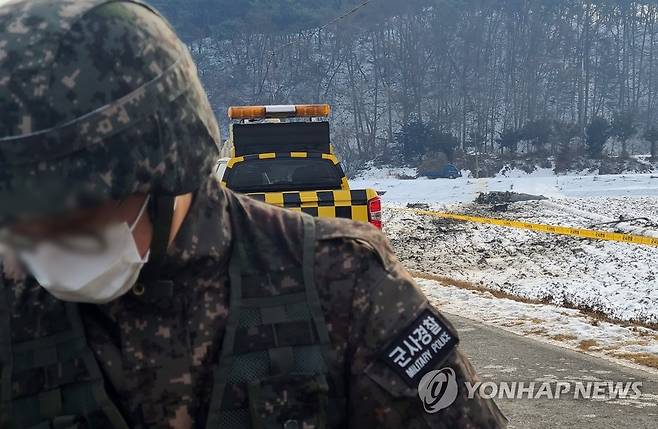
[400,208,658,247]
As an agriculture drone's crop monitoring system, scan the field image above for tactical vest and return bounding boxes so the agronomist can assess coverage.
[0,198,343,428]
[205,201,340,429]
[0,289,131,428]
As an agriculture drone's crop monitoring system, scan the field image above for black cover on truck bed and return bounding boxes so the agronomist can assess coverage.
[232,122,331,156]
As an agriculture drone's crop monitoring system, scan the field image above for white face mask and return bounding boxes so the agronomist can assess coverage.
[19,196,151,304]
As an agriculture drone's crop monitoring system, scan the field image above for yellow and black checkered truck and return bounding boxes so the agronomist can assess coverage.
[216,104,382,229]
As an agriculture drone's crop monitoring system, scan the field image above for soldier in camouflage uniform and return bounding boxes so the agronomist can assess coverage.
[0,0,507,428]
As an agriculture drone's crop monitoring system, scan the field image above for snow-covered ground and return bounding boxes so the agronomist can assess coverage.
[354,168,658,328]
[352,170,658,208]
[420,277,658,371]
[386,207,658,324]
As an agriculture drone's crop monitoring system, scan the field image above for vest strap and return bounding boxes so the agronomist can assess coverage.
[241,292,308,308]
[52,416,81,429]
[38,389,63,418]
[11,357,88,398]
[204,249,243,428]
[139,195,175,286]
[301,215,332,355]
[268,347,295,375]
[26,415,82,429]
[0,279,14,423]
[233,320,317,354]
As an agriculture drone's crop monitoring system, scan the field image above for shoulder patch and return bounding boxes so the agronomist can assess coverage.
[380,309,459,387]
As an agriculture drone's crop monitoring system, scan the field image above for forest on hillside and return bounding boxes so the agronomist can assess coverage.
[154,0,658,174]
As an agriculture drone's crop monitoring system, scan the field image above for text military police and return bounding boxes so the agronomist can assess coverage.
[0,0,508,428]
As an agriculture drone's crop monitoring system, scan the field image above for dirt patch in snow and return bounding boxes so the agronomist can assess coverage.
[615,353,658,369]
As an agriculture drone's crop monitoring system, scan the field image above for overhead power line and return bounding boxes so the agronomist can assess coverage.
[257,0,376,96]
[274,0,373,54]
[317,0,373,34]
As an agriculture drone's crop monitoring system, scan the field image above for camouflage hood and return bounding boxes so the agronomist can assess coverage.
[0,0,221,227]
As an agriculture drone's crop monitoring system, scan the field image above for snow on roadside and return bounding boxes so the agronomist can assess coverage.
[385,207,658,324]
[419,278,658,371]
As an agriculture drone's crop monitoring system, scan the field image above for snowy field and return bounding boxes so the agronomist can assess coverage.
[352,167,658,207]
[353,168,658,326]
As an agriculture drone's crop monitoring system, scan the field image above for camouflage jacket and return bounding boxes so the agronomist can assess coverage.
[0,179,507,428]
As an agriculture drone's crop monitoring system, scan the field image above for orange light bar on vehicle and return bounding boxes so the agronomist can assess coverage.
[228,104,331,120]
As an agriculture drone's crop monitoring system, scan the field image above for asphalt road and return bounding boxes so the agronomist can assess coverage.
[448,313,658,429]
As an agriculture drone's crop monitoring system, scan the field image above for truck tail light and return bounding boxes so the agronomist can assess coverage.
[368,196,383,229]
